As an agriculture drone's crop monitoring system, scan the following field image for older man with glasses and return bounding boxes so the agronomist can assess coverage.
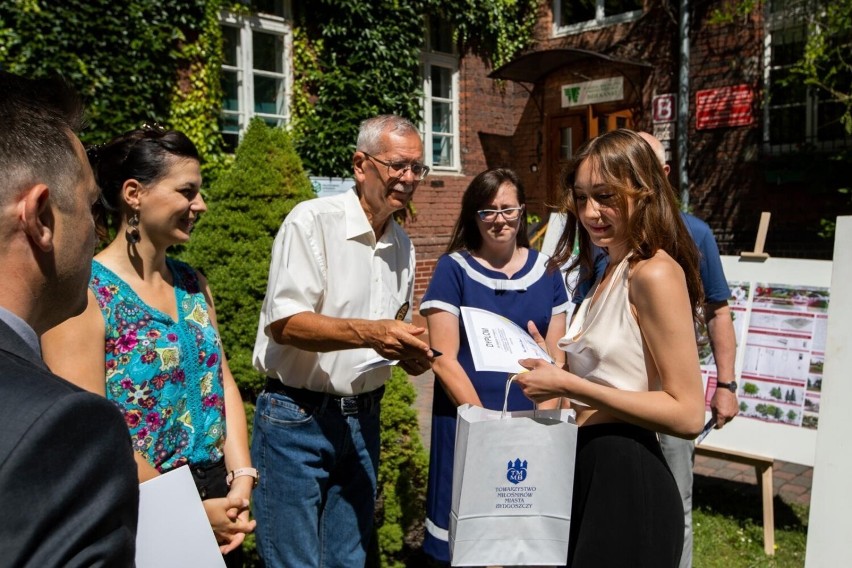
[251,114,437,567]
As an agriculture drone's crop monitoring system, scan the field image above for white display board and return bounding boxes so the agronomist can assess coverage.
[696,255,832,466]
[805,216,852,566]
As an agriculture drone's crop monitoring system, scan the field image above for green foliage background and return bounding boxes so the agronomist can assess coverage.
[178,118,315,396]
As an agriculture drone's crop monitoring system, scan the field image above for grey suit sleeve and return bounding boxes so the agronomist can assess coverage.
[0,391,139,568]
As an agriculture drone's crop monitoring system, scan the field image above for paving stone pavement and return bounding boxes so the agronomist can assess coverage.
[409,369,812,508]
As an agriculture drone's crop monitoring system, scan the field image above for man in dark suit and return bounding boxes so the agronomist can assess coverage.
[0,71,139,566]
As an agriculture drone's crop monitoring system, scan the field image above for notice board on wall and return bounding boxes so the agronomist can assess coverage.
[697,256,833,466]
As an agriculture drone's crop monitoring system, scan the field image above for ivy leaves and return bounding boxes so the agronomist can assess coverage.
[290,0,539,177]
[0,0,208,146]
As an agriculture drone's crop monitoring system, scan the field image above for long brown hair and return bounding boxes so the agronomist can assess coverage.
[548,129,703,315]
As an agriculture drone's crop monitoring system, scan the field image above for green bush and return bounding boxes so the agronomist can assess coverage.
[372,367,430,568]
[179,118,314,397]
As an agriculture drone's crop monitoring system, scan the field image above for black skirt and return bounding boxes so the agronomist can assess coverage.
[190,459,246,568]
[567,423,684,568]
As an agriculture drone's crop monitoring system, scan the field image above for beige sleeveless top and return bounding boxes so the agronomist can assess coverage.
[558,255,660,409]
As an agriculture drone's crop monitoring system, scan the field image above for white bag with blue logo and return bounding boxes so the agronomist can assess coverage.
[449,379,578,566]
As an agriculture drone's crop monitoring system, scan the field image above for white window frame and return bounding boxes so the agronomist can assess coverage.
[552,0,643,36]
[421,50,460,172]
[220,6,293,147]
[763,0,849,153]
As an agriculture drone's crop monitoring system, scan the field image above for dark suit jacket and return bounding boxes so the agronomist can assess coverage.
[0,319,139,567]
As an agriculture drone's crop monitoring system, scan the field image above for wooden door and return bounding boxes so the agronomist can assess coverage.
[547,115,586,206]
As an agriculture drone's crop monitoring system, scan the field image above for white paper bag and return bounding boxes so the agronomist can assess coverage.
[450,380,578,567]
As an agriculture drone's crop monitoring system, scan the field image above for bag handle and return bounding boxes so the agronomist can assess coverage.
[502,374,537,419]
[502,373,565,419]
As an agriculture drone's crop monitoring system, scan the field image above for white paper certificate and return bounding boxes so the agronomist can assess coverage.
[460,306,554,373]
[136,465,225,568]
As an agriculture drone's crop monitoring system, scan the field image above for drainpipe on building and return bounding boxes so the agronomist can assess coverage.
[678,0,690,209]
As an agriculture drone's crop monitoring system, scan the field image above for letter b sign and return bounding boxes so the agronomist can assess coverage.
[653,94,676,123]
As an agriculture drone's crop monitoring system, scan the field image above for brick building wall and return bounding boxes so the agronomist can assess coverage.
[409,0,847,311]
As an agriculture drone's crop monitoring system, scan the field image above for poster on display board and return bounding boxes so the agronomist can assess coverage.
[697,256,832,466]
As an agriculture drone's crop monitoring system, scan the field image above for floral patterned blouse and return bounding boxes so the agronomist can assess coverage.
[91,259,226,472]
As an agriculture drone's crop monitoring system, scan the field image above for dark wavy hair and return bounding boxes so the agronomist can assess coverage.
[548,129,703,316]
[87,126,199,241]
[446,168,530,253]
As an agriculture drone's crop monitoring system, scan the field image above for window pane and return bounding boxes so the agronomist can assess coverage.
[560,0,597,26]
[253,31,283,73]
[222,70,240,111]
[431,66,451,98]
[597,115,608,135]
[769,106,806,145]
[432,134,453,167]
[262,116,283,128]
[432,101,452,133]
[560,127,573,159]
[816,100,847,142]
[254,75,285,115]
[771,28,805,66]
[429,15,454,53]
[222,26,239,67]
[615,116,628,129]
[768,70,805,105]
[604,0,642,16]
[253,0,284,17]
[220,112,241,134]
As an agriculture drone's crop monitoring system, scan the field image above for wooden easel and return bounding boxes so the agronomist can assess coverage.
[740,212,771,261]
[694,445,776,555]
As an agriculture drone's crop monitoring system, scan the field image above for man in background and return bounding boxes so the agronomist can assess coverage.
[639,131,739,568]
[0,71,139,565]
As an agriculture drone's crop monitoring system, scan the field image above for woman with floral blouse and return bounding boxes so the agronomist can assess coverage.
[42,126,254,566]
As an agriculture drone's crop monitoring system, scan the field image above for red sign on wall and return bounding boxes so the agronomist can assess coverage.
[695,84,754,130]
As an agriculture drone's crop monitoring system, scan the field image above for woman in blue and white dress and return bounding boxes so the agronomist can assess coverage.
[419,168,570,564]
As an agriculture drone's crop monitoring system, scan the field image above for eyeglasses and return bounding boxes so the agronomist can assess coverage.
[363,152,430,181]
[477,206,525,223]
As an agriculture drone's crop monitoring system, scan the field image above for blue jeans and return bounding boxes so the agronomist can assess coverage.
[251,386,382,568]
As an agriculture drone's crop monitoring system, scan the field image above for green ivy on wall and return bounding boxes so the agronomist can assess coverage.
[0,0,209,146]
[289,0,540,177]
[168,0,228,175]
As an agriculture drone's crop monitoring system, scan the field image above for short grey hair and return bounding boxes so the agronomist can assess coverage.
[356,115,420,154]
[0,72,85,212]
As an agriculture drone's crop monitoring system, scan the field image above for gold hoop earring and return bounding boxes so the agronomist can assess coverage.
[126,212,141,245]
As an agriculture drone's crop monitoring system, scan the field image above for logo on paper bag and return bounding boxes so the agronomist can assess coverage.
[506,458,528,484]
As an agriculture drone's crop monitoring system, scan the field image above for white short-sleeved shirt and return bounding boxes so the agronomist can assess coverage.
[253,188,415,395]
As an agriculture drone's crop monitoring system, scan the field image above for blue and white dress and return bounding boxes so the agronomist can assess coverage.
[419,248,570,562]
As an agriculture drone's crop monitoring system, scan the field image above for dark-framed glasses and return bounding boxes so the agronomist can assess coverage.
[363,152,430,181]
[477,205,525,223]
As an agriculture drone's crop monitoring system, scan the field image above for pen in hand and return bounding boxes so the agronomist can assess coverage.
[695,417,716,445]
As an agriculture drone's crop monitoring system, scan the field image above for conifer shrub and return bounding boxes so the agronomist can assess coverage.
[372,367,429,568]
[180,118,314,397]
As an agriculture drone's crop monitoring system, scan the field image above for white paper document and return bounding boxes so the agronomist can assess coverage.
[353,355,399,376]
[136,465,225,568]
[460,306,554,374]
